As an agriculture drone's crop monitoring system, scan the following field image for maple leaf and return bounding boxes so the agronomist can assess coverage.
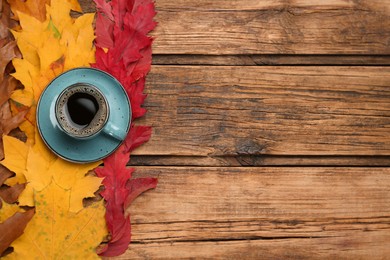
[1,0,109,257]
[95,126,156,257]
[1,134,107,258]
[7,0,82,22]
[0,163,33,256]
[9,0,96,142]
[93,0,157,256]
[3,134,103,210]
[8,182,106,259]
[95,12,114,48]
[123,124,152,153]
[1,135,28,186]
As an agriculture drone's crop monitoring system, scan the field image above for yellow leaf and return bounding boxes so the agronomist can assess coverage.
[38,37,64,71]
[10,89,34,107]
[0,200,21,222]
[67,0,82,12]
[1,136,28,186]
[18,119,35,146]
[17,184,34,207]
[46,0,72,34]
[7,181,107,259]
[11,0,96,106]
[52,159,101,190]
[11,59,37,94]
[24,140,52,191]
[70,175,103,213]
[51,159,102,213]
[11,32,40,67]
[4,0,108,256]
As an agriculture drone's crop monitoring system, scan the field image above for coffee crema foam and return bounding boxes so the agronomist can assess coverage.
[56,84,108,138]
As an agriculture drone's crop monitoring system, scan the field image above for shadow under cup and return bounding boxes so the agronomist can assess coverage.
[55,83,109,139]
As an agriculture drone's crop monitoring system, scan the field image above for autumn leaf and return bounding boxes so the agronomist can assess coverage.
[2,134,102,209]
[95,11,114,48]
[1,136,28,186]
[0,77,29,159]
[124,177,157,216]
[95,126,156,257]
[9,0,96,142]
[0,41,18,82]
[0,3,27,159]
[8,182,106,259]
[1,0,109,257]
[0,4,31,246]
[93,0,155,120]
[1,134,107,258]
[0,209,34,256]
[0,183,25,204]
[0,162,33,256]
[7,0,82,22]
[123,124,152,153]
[0,0,18,39]
[93,0,157,256]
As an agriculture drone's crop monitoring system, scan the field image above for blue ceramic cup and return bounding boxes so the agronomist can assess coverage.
[37,68,131,163]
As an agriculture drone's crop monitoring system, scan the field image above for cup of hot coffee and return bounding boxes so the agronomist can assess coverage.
[55,83,125,140]
[37,67,131,163]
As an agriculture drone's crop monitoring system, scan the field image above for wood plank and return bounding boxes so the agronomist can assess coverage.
[79,0,390,55]
[135,66,390,157]
[122,236,390,259]
[153,55,390,66]
[121,167,390,259]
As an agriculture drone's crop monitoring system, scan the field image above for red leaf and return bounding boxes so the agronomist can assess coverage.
[123,124,152,153]
[128,3,157,35]
[94,0,113,20]
[126,78,148,119]
[95,12,114,48]
[93,0,157,257]
[124,177,157,215]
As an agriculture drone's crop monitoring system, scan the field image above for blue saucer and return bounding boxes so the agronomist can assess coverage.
[37,68,131,163]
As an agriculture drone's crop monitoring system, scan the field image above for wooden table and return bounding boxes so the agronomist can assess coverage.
[82,0,390,258]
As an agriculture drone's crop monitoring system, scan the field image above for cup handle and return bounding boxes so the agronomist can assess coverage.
[102,121,127,141]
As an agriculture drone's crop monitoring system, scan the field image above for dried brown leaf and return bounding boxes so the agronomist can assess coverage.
[0,41,17,83]
[1,104,28,135]
[0,209,34,255]
[0,183,25,203]
[0,165,13,186]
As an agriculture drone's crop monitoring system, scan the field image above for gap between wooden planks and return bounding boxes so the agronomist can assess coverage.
[134,65,390,159]
[117,167,390,259]
[152,54,390,66]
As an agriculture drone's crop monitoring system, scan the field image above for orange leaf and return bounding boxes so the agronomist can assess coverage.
[8,0,48,21]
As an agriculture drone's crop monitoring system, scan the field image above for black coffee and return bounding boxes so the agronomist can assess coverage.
[66,93,99,127]
[56,84,109,138]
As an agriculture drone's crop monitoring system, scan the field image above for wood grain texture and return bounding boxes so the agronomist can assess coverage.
[78,0,390,55]
[119,167,390,259]
[134,66,390,157]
